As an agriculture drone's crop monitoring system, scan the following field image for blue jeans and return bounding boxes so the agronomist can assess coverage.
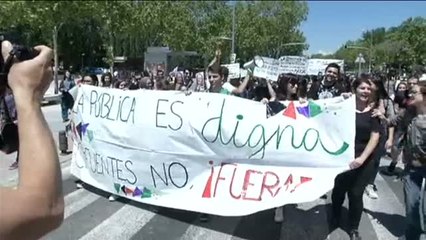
[404,167,426,240]
[61,93,74,121]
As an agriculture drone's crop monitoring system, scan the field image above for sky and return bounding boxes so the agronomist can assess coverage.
[302,1,426,55]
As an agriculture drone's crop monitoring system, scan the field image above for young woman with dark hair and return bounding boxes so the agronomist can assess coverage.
[101,72,113,88]
[331,77,380,240]
[364,76,395,199]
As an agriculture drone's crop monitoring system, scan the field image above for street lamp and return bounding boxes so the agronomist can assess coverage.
[355,53,366,76]
[345,44,372,74]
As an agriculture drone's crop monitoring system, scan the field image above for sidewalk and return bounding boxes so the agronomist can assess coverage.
[0,131,74,187]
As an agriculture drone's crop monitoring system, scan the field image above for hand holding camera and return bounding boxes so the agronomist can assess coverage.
[1,41,53,104]
[0,40,53,154]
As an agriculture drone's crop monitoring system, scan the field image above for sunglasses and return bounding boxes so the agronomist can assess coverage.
[289,79,298,86]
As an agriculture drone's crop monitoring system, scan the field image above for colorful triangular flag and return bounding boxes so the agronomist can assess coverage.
[76,123,82,140]
[124,186,134,195]
[142,187,152,198]
[114,183,121,193]
[300,176,312,184]
[282,101,296,119]
[81,123,89,135]
[87,130,94,142]
[133,187,143,197]
[296,106,310,118]
[308,101,322,118]
[121,185,126,194]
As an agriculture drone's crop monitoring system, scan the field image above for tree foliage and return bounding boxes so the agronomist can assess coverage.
[319,17,426,74]
[0,1,308,70]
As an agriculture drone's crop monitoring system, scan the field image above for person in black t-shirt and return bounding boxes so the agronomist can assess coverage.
[330,77,381,240]
[307,63,349,100]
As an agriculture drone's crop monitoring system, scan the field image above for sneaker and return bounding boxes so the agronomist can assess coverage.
[76,182,83,189]
[108,195,118,202]
[274,207,284,223]
[365,184,378,199]
[8,161,18,170]
[200,213,210,222]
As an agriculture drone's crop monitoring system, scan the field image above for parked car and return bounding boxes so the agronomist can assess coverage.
[82,67,108,75]
[42,81,61,104]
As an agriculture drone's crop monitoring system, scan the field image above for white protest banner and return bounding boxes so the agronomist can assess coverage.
[306,59,345,75]
[70,86,355,216]
[279,56,308,75]
[253,57,281,81]
[222,63,241,79]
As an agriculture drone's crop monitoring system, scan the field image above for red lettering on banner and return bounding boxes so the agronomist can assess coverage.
[260,171,281,200]
[284,174,293,191]
[241,170,262,201]
[202,160,215,198]
[229,165,241,199]
[213,162,230,198]
[202,161,313,201]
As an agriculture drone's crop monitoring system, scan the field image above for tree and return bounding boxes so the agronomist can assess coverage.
[332,17,426,73]
[235,1,308,62]
[0,1,309,70]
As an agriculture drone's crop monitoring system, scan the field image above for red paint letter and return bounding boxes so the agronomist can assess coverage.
[213,162,230,198]
[242,169,262,201]
[260,171,281,200]
[202,161,215,198]
[284,174,293,192]
[229,164,241,199]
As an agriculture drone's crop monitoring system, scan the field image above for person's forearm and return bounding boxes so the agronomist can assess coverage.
[267,81,276,100]
[387,126,395,143]
[207,56,218,68]
[16,99,62,203]
[235,75,250,94]
[359,133,380,162]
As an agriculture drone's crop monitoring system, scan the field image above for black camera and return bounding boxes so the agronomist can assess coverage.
[1,42,39,89]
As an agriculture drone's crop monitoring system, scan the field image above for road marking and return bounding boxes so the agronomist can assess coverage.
[78,204,156,240]
[64,189,100,219]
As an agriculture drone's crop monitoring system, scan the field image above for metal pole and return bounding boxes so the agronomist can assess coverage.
[231,3,235,54]
[358,58,362,77]
[368,49,371,74]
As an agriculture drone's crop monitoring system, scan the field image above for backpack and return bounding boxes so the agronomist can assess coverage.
[406,115,426,163]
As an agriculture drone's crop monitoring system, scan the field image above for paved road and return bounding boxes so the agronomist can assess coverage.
[1,104,407,240]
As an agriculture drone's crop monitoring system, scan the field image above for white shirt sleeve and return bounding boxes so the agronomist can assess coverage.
[222,82,236,93]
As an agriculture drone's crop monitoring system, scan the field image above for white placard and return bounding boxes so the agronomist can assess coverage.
[253,57,281,81]
[222,63,241,79]
[306,59,345,75]
[279,56,308,75]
